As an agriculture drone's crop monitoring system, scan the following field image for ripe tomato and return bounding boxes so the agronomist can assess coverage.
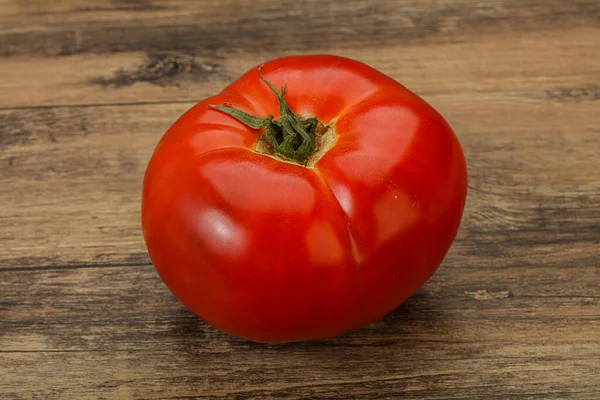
[142,55,467,343]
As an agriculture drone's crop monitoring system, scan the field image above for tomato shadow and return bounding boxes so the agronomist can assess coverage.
[240,285,453,351]
[234,287,469,380]
[156,284,478,393]
[161,285,452,351]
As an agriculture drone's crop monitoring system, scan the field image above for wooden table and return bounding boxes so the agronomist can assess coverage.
[2,1,599,398]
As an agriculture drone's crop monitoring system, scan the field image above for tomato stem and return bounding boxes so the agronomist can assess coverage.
[209,68,321,164]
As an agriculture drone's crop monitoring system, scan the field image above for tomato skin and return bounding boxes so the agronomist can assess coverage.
[142,55,467,343]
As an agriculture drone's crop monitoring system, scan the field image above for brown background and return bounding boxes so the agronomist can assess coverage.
[1,0,600,399]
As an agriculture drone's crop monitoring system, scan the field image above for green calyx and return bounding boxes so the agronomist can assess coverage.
[209,68,321,164]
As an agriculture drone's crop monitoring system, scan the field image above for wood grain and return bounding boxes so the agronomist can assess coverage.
[1,27,599,108]
[2,265,599,399]
[1,0,599,398]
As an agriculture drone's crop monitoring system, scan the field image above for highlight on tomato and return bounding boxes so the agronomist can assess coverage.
[142,55,467,343]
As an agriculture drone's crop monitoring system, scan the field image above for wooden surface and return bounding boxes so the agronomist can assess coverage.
[1,0,600,398]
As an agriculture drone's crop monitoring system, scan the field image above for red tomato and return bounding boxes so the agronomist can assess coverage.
[142,55,467,343]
